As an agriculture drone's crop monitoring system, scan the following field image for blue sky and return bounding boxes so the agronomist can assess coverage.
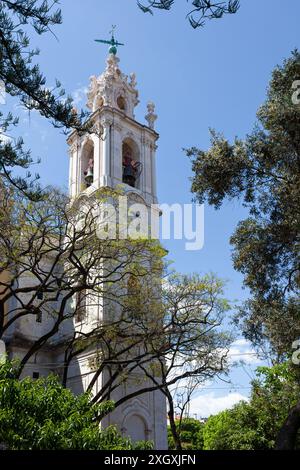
[3,0,299,416]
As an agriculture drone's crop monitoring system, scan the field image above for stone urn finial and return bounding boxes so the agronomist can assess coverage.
[145,101,157,130]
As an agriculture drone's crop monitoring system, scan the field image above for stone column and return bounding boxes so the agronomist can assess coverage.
[68,140,79,198]
[68,147,73,196]
[150,143,158,202]
[144,138,152,195]
[101,118,113,187]
[112,122,123,183]
[93,121,102,188]
[77,141,83,195]
[140,133,146,194]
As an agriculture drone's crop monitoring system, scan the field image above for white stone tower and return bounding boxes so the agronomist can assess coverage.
[67,53,158,206]
[66,49,167,449]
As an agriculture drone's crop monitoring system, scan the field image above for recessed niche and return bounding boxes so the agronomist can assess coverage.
[117,95,126,111]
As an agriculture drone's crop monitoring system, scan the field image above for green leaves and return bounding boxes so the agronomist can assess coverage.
[0,362,149,450]
[201,362,300,450]
[187,131,249,208]
[187,51,300,356]
[168,417,204,450]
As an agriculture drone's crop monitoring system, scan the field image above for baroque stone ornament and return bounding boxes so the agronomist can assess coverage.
[145,101,158,130]
[129,72,137,88]
[91,120,103,137]
[86,54,139,117]
[88,352,103,372]
[68,139,79,156]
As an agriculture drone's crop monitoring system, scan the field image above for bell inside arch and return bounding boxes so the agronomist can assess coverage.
[122,141,142,188]
[84,157,94,187]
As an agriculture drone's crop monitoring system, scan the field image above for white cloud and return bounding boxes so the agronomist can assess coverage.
[189,391,249,418]
[228,338,262,365]
[72,86,88,106]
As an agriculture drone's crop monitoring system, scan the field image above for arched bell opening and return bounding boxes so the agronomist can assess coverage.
[117,95,126,111]
[122,138,142,189]
[81,140,94,189]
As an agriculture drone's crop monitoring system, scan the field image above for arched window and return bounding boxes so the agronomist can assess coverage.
[117,95,126,111]
[122,138,142,189]
[123,414,148,442]
[81,140,94,189]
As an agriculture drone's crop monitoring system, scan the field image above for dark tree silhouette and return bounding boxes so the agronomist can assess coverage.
[137,0,240,28]
[0,0,92,199]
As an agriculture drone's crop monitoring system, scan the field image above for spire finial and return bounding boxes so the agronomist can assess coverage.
[110,25,116,40]
[95,26,125,55]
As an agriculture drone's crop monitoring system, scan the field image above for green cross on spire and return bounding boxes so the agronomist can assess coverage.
[95,25,124,55]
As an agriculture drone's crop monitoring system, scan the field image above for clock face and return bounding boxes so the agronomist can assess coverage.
[0,80,5,105]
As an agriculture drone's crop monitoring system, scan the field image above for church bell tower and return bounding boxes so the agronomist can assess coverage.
[67,50,159,208]
[66,40,167,449]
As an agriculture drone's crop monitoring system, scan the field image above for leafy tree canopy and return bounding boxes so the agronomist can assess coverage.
[203,362,300,450]
[0,0,91,199]
[168,417,204,450]
[0,361,152,450]
[187,51,300,357]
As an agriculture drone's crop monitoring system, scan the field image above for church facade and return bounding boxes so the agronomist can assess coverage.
[3,51,167,449]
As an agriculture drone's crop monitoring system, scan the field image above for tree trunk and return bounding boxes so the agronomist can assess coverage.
[275,399,300,450]
[166,393,182,451]
[168,410,182,451]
